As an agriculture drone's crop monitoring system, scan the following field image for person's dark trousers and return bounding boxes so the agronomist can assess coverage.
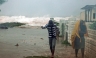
[49,38,56,58]
[75,49,79,58]
[81,48,84,58]
[75,48,85,58]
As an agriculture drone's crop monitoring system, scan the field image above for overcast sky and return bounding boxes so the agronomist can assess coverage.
[0,0,96,17]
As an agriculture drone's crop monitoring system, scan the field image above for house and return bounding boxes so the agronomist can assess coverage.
[80,5,96,22]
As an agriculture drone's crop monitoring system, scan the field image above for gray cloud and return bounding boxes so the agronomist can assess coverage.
[0,0,96,17]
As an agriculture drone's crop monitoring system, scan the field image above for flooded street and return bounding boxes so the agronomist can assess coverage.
[0,27,81,58]
[0,0,96,58]
[0,27,50,58]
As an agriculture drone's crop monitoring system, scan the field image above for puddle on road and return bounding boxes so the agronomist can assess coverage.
[25,56,50,58]
[25,56,59,58]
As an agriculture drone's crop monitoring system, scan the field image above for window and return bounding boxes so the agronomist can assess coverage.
[93,13,96,19]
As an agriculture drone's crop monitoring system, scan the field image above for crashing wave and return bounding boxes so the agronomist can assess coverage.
[0,16,75,26]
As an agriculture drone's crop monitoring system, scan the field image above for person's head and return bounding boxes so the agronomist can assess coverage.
[48,20,54,25]
[80,20,86,30]
[80,20,85,26]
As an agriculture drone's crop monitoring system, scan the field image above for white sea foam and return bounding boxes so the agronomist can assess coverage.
[0,16,74,26]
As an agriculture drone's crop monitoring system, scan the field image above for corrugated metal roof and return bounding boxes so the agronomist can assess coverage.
[81,5,96,10]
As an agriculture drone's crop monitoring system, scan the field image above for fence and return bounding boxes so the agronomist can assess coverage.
[85,29,96,58]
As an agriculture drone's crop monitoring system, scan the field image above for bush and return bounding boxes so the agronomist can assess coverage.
[0,22,25,28]
[61,40,71,46]
[89,21,96,30]
[25,55,59,58]
[25,56,51,58]
[54,21,59,26]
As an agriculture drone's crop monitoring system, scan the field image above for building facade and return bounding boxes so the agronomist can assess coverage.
[80,5,96,22]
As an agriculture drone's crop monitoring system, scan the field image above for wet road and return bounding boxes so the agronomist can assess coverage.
[0,27,82,58]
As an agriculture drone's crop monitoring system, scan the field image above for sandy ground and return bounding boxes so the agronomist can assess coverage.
[0,27,83,58]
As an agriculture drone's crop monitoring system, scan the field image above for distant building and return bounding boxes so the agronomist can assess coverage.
[80,5,96,22]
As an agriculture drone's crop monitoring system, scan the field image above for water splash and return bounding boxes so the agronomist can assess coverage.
[0,16,72,26]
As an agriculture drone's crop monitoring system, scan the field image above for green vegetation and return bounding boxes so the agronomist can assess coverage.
[54,21,59,26]
[0,0,8,12]
[0,0,7,5]
[25,56,59,58]
[25,56,51,58]
[0,22,25,28]
[61,40,71,46]
[89,21,96,30]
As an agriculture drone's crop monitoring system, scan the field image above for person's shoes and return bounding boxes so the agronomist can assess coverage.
[75,56,78,58]
[51,50,54,58]
[51,56,54,58]
[50,53,54,58]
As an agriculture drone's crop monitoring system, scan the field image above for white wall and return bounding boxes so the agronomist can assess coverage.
[92,8,96,21]
[59,19,65,36]
[67,18,77,43]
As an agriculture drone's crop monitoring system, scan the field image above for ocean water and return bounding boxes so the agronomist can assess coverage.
[0,16,72,26]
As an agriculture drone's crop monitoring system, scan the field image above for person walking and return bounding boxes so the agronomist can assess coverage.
[71,20,88,58]
[42,20,57,58]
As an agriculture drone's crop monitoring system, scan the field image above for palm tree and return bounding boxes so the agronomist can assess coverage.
[0,0,8,12]
[0,0,7,5]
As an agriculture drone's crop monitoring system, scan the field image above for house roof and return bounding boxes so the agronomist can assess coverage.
[81,5,96,10]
